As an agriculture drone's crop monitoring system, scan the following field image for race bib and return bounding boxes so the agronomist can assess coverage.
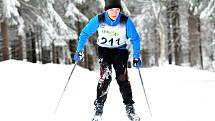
[97,23,127,48]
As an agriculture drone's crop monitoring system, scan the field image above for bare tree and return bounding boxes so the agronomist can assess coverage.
[26,30,37,63]
[166,0,172,64]
[188,4,203,68]
[171,0,182,65]
[11,35,23,60]
[0,20,9,60]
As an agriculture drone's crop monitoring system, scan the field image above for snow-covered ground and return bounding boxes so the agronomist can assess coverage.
[0,60,215,121]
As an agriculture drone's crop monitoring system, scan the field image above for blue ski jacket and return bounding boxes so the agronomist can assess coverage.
[76,12,141,58]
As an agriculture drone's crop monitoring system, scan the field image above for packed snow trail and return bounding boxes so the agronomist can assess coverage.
[0,60,215,121]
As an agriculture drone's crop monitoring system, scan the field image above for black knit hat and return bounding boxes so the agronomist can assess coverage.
[105,0,122,11]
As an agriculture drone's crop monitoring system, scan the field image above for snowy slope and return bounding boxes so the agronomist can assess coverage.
[0,60,215,121]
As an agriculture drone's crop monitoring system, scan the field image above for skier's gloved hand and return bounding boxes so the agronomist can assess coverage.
[133,51,141,68]
[73,51,84,62]
[133,58,142,68]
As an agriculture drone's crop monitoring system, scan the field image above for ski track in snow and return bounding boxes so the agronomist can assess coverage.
[0,60,215,121]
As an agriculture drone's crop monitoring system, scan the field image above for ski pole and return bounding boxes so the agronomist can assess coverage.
[137,68,152,116]
[54,61,77,114]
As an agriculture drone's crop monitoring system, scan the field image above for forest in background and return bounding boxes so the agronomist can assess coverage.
[0,0,215,71]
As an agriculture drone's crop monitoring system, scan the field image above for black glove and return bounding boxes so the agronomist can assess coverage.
[133,58,142,68]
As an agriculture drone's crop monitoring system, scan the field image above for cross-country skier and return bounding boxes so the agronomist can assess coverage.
[73,0,141,120]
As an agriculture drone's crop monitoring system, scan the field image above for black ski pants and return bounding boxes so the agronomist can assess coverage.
[95,46,135,105]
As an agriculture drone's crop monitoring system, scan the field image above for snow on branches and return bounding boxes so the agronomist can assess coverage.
[2,0,87,46]
[65,2,89,24]
[2,0,25,37]
[37,0,78,46]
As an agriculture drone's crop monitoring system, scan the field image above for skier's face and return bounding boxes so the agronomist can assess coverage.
[107,8,120,20]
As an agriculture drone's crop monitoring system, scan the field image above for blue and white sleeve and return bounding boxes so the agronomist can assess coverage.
[126,17,141,58]
[76,15,99,52]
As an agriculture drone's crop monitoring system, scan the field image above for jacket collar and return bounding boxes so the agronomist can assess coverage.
[104,11,122,26]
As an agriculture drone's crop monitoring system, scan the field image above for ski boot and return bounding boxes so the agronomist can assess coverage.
[125,104,140,121]
[92,103,104,121]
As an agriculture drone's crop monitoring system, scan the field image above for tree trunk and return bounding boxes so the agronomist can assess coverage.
[0,21,9,60]
[171,0,182,65]
[52,43,56,63]
[141,49,150,67]
[36,25,42,62]
[69,39,77,63]
[11,36,23,60]
[209,20,214,70]
[153,22,160,66]
[17,36,23,60]
[211,21,215,62]
[166,1,172,64]
[42,46,51,64]
[31,32,37,63]
[26,30,37,63]
[188,13,203,68]
[204,20,215,70]
[52,43,61,64]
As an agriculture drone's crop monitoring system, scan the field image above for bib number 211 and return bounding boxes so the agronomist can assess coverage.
[100,37,120,46]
